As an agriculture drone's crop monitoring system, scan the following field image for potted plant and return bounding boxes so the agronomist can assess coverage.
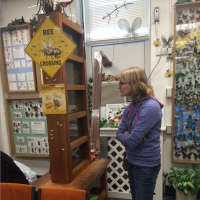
[166,164,200,200]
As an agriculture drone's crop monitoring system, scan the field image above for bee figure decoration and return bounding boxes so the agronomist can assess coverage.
[40,37,61,59]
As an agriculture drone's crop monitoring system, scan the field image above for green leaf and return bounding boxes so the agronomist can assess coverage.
[184,188,188,195]
[163,172,168,177]
[183,182,188,187]
[170,167,179,172]
[102,73,105,78]
[89,77,93,83]
[193,164,199,171]
[187,182,194,189]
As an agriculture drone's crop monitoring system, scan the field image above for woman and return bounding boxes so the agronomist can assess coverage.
[116,67,163,200]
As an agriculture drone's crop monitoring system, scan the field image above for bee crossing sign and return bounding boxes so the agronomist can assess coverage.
[25,18,76,78]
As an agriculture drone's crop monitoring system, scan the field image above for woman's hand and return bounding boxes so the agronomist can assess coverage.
[140,137,146,144]
[124,131,130,136]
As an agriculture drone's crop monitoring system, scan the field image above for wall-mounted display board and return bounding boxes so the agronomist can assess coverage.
[172,2,200,164]
[0,24,37,93]
[6,98,49,157]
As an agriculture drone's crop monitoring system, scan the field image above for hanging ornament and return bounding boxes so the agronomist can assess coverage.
[153,38,162,47]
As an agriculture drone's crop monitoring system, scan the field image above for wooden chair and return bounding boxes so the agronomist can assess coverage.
[38,187,89,200]
[0,183,35,200]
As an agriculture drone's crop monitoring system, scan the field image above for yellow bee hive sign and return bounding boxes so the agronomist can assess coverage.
[41,84,66,114]
[25,18,77,78]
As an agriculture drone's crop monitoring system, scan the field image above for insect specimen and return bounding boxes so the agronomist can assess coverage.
[182,14,188,19]
[178,30,190,37]
[188,64,196,72]
[193,153,200,160]
[190,14,195,20]
[182,151,192,159]
[164,69,173,77]
[196,16,200,21]
[177,10,183,15]
[40,37,61,59]
[153,38,162,47]
[194,47,200,57]
[190,8,195,13]
[175,151,181,157]
[54,99,61,108]
[197,9,200,14]
[177,20,183,25]
[117,17,142,37]
[161,35,173,48]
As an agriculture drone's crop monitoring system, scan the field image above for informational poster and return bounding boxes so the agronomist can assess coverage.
[41,84,66,114]
[25,18,77,78]
[2,27,35,92]
[8,99,48,156]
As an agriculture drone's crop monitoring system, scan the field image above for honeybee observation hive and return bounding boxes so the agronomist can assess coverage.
[37,12,91,184]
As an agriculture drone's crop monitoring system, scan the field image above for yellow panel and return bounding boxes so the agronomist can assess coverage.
[25,18,77,78]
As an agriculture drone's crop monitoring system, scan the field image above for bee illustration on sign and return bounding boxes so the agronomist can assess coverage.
[40,37,61,59]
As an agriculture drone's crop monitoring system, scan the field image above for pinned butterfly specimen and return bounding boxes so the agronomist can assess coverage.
[177,10,183,15]
[193,47,200,57]
[185,81,193,88]
[175,71,186,81]
[181,146,187,152]
[178,134,184,141]
[118,17,142,37]
[182,14,188,19]
[190,8,195,13]
[197,9,200,14]
[193,136,200,143]
[195,80,200,88]
[174,136,179,144]
[186,41,195,48]
[174,144,181,151]
[190,14,195,20]
[189,144,195,151]
[177,20,183,25]
[153,38,162,47]
[182,151,193,159]
[161,35,173,48]
[175,104,185,112]
[164,69,173,77]
[178,30,190,37]
[186,115,197,130]
[188,64,196,72]
[193,153,200,160]
[196,16,200,21]
[175,98,183,105]
[175,151,181,157]
[188,132,193,140]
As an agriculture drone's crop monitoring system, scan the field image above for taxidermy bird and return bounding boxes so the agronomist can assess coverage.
[175,0,192,4]
[118,17,142,37]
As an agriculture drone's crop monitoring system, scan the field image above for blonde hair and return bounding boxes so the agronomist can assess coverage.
[120,67,155,102]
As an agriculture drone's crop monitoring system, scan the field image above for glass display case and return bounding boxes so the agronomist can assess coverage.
[172,2,200,164]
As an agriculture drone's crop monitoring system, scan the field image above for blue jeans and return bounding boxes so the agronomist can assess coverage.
[127,162,161,200]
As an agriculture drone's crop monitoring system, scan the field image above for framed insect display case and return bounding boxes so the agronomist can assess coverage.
[0,24,38,93]
[37,12,91,184]
[172,2,200,163]
[6,98,49,157]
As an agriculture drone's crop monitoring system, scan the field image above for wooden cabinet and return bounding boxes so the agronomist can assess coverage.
[38,12,91,183]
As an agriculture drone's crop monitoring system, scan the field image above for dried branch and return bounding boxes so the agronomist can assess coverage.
[102,1,134,23]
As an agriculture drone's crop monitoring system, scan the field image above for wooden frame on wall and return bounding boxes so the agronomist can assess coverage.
[1,24,38,93]
[172,2,200,164]
[6,97,49,158]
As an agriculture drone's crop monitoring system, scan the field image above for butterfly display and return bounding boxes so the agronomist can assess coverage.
[174,136,178,144]
[190,8,195,13]
[161,35,173,48]
[193,153,200,160]
[186,115,197,130]
[177,10,183,15]
[188,64,196,72]
[175,151,181,157]
[177,20,183,25]
[195,144,200,148]
[193,47,200,57]
[178,31,190,37]
[182,14,188,19]
[181,146,187,152]
[182,151,193,159]
[196,16,200,21]
[190,14,195,20]
[193,136,200,143]
[175,104,185,112]
[195,80,200,88]
[189,144,196,151]
[197,9,200,14]
[185,81,193,89]
[117,17,142,37]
